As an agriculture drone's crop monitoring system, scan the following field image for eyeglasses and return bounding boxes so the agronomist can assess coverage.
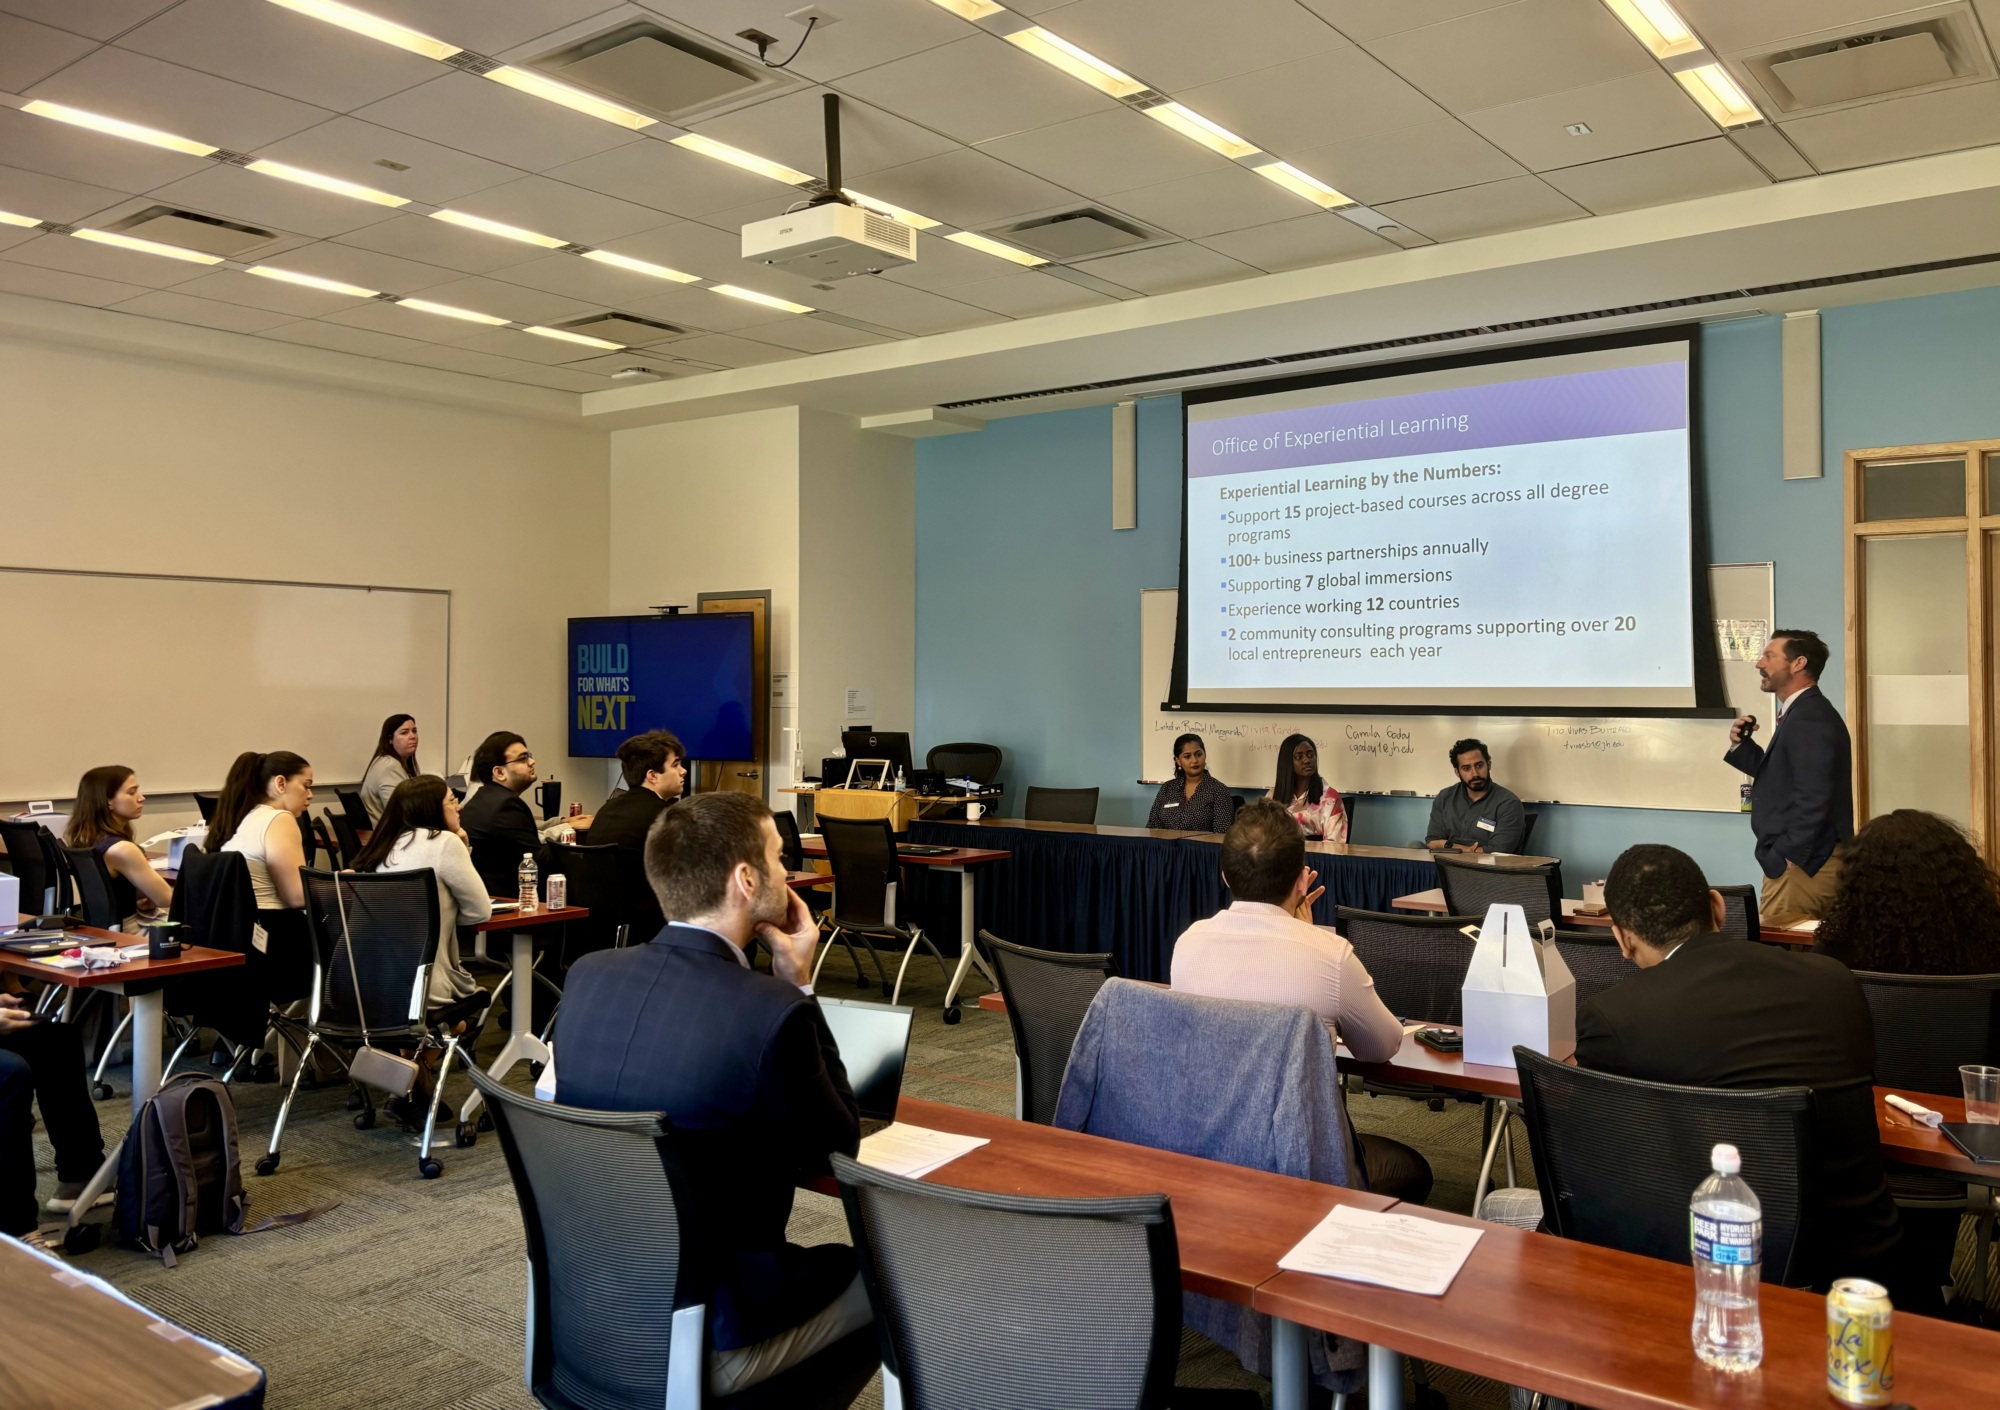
[505,752,535,765]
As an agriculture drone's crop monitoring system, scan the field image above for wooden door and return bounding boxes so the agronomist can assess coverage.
[696,591,770,802]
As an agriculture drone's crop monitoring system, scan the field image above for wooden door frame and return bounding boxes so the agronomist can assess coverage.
[696,590,771,803]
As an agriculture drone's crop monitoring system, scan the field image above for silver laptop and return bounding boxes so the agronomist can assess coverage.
[819,996,914,1137]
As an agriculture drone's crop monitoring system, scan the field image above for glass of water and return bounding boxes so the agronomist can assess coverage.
[1960,1065,2000,1124]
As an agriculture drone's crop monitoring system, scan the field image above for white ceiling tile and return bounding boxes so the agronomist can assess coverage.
[2,229,214,289]
[0,162,131,223]
[392,273,600,324]
[354,0,632,56]
[1288,119,1525,204]
[1180,48,1448,157]
[879,231,1028,292]
[589,218,769,283]
[1374,172,1588,239]
[452,324,615,364]
[0,227,38,254]
[0,12,97,91]
[1781,81,2000,173]
[254,117,527,206]
[109,287,299,333]
[172,266,384,315]
[1105,165,1320,240]
[331,211,544,274]
[657,331,806,367]
[1364,0,1654,113]
[540,138,792,219]
[439,174,668,246]
[0,257,151,305]
[490,364,609,392]
[1671,1,1921,55]
[799,278,993,334]
[1297,0,1521,42]
[0,0,177,42]
[646,0,969,82]
[847,148,1080,230]
[145,162,403,239]
[318,297,494,344]
[1541,137,1769,213]
[1069,241,1260,294]
[117,0,440,113]
[747,317,894,352]
[474,247,713,315]
[835,32,1121,146]
[259,318,432,359]
[26,45,335,152]
[248,239,468,294]
[1038,0,1348,91]
[622,282,798,333]
[1463,68,1719,172]
[945,270,1119,316]
[352,71,641,172]
[691,89,955,182]
[379,342,565,379]
[1199,212,1396,271]
[0,104,210,193]
[977,107,1233,199]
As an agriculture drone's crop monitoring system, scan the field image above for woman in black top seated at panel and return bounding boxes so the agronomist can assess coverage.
[1146,733,1238,833]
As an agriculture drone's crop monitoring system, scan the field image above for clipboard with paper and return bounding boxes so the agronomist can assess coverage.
[1460,902,1576,1069]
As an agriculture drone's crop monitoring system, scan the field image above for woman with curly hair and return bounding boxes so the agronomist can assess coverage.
[1813,809,2000,974]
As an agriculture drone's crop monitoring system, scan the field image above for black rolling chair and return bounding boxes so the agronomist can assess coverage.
[772,809,807,871]
[61,845,126,930]
[833,1151,1182,1410]
[470,1066,879,1410]
[1022,787,1099,825]
[983,931,1117,1125]
[299,811,321,868]
[1335,907,1481,1025]
[0,819,59,916]
[547,842,629,962]
[324,808,363,869]
[1519,811,1539,852]
[1550,927,1637,1006]
[163,847,275,1085]
[336,788,373,834]
[1512,1047,1818,1286]
[1230,792,1246,819]
[1433,854,1563,930]
[815,816,952,1010]
[925,742,1002,787]
[193,792,220,824]
[1715,883,1760,942]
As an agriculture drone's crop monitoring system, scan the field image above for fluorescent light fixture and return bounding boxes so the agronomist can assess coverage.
[842,190,941,230]
[397,297,508,325]
[525,324,624,349]
[264,0,459,60]
[1143,102,1259,159]
[1005,28,1147,99]
[429,209,568,248]
[926,0,1004,17]
[22,101,217,157]
[1675,62,1763,127]
[485,66,657,130]
[0,210,41,227]
[944,230,1047,267]
[1251,159,1352,209]
[71,229,224,264]
[246,264,378,296]
[1602,0,1702,60]
[670,134,815,186]
[711,284,816,314]
[245,159,408,206]
[580,249,702,283]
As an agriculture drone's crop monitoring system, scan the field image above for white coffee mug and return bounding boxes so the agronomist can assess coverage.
[965,802,985,822]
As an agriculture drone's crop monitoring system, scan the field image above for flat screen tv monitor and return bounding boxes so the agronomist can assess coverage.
[568,613,755,760]
[840,729,914,778]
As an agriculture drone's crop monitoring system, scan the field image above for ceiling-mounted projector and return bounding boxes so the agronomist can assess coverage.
[739,93,915,280]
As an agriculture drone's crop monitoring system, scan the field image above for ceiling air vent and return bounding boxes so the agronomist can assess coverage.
[556,313,688,346]
[531,23,766,121]
[110,207,277,258]
[1736,6,1993,116]
[994,210,1155,261]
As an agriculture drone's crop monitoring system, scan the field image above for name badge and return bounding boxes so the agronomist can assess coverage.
[1164,802,1179,809]
[1476,818,1497,833]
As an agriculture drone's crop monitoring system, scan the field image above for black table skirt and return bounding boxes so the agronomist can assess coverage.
[903,820,1437,983]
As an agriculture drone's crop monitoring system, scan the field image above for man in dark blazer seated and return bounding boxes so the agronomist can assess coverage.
[587,729,685,852]
[460,731,585,896]
[554,791,873,1400]
[1724,628,1852,920]
[1579,844,1923,1307]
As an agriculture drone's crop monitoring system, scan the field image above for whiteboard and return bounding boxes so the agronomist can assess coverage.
[0,568,449,801]
[1140,564,1771,813]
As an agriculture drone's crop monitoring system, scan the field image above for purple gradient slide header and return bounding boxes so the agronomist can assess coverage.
[1188,360,1687,478]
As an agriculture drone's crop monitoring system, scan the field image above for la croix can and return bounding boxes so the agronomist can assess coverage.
[1826,1277,1894,1406]
[545,874,567,910]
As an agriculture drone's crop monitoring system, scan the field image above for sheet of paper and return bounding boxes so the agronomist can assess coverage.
[1783,917,1821,933]
[1278,1204,1484,1297]
[857,1124,989,1179]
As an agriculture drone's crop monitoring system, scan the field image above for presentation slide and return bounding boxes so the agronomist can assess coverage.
[1181,337,1698,710]
[568,614,755,759]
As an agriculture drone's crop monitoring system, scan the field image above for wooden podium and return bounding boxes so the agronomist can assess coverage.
[795,787,919,831]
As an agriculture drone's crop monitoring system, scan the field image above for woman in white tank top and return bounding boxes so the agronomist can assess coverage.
[210,750,317,1004]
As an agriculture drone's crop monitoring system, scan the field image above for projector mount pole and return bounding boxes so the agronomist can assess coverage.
[811,93,849,208]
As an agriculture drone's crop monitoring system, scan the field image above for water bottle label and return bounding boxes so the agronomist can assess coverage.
[1692,1213,1761,1265]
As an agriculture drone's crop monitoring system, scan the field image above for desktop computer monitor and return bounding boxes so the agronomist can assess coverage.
[840,729,914,778]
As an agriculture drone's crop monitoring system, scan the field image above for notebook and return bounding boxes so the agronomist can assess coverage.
[1940,1122,2000,1164]
[819,996,914,1138]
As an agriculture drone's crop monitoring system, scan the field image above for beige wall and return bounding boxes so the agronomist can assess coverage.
[0,335,610,823]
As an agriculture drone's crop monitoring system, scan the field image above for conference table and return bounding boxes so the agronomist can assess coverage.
[902,818,1539,981]
[455,902,587,1130]
[1391,886,1816,947]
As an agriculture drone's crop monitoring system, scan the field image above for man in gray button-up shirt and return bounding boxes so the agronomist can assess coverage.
[1424,737,1526,854]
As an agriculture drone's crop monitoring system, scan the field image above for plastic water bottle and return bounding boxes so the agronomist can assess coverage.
[1690,1143,1764,1372]
[517,853,538,911]
[894,765,906,792]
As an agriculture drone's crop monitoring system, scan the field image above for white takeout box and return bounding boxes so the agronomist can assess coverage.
[1460,902,1576,1069]
[0,873,18,923]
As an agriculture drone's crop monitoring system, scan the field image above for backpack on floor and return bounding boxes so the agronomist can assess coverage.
[114,1072,247,1266]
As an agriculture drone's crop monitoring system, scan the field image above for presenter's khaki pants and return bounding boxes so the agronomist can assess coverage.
[1760,849,1843,924]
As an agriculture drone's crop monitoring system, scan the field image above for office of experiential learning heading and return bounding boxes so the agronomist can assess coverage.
[1141,589,1746,813]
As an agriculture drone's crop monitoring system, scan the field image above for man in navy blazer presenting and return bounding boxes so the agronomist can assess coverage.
[554,791,873,1402]
[1725,629,1853,920]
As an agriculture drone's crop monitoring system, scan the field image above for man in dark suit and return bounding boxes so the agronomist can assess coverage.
[1725,628,1852,919]
[460,731,586,896]
[1579,844,1918,1305]
[586,729,685,853]
[554,791,871,1399]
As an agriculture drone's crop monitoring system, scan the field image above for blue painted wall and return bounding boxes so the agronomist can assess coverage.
[916,287,2000,886]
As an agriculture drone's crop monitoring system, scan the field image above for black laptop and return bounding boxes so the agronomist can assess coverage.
[818,996,914,1137]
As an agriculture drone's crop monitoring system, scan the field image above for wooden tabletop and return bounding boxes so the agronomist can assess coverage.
[924,818,1556,869]
[894,1096,1394,1305]
[797,841,1012,867]
[472,903,589,932]
[0,934,246,990]
[1391,888,1813,947]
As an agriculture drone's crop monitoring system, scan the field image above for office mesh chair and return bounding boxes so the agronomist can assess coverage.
[833,1152,1183,1410]
[1335,908,1481,1026]
[324,808,363,869]
[193,792,220,824]
[1550,928,1637,1006]
[983,931,1118,1124]
[336,788,373,835]
[925,742,1002,787]
[1433,854,1563,930]
[1513,1047,1818,1286]
[0,819,59,916]
[546,842,628,967]
[1715,883,1760,942]
[470,1067,878,1410]
[1023,787,1099,825]
[815,816,953,1010]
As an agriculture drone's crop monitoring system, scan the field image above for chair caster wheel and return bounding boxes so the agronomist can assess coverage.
[455,1124,478,1148]
[354,1109,376,1130]
[91,1082,115,1102]
[528,1061,544,1080]
[942,1006,961,1026]
[479,1111,494,1133]
[251,1055,279,1084]
[346,1089,366,1111]
[1428,1097,1446,1112]
[255,1154,280,1176]
[63,1224,102,1255]
[418,1158,443,1180]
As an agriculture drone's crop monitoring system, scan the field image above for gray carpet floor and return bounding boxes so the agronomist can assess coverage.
[31,950,1991,1409]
